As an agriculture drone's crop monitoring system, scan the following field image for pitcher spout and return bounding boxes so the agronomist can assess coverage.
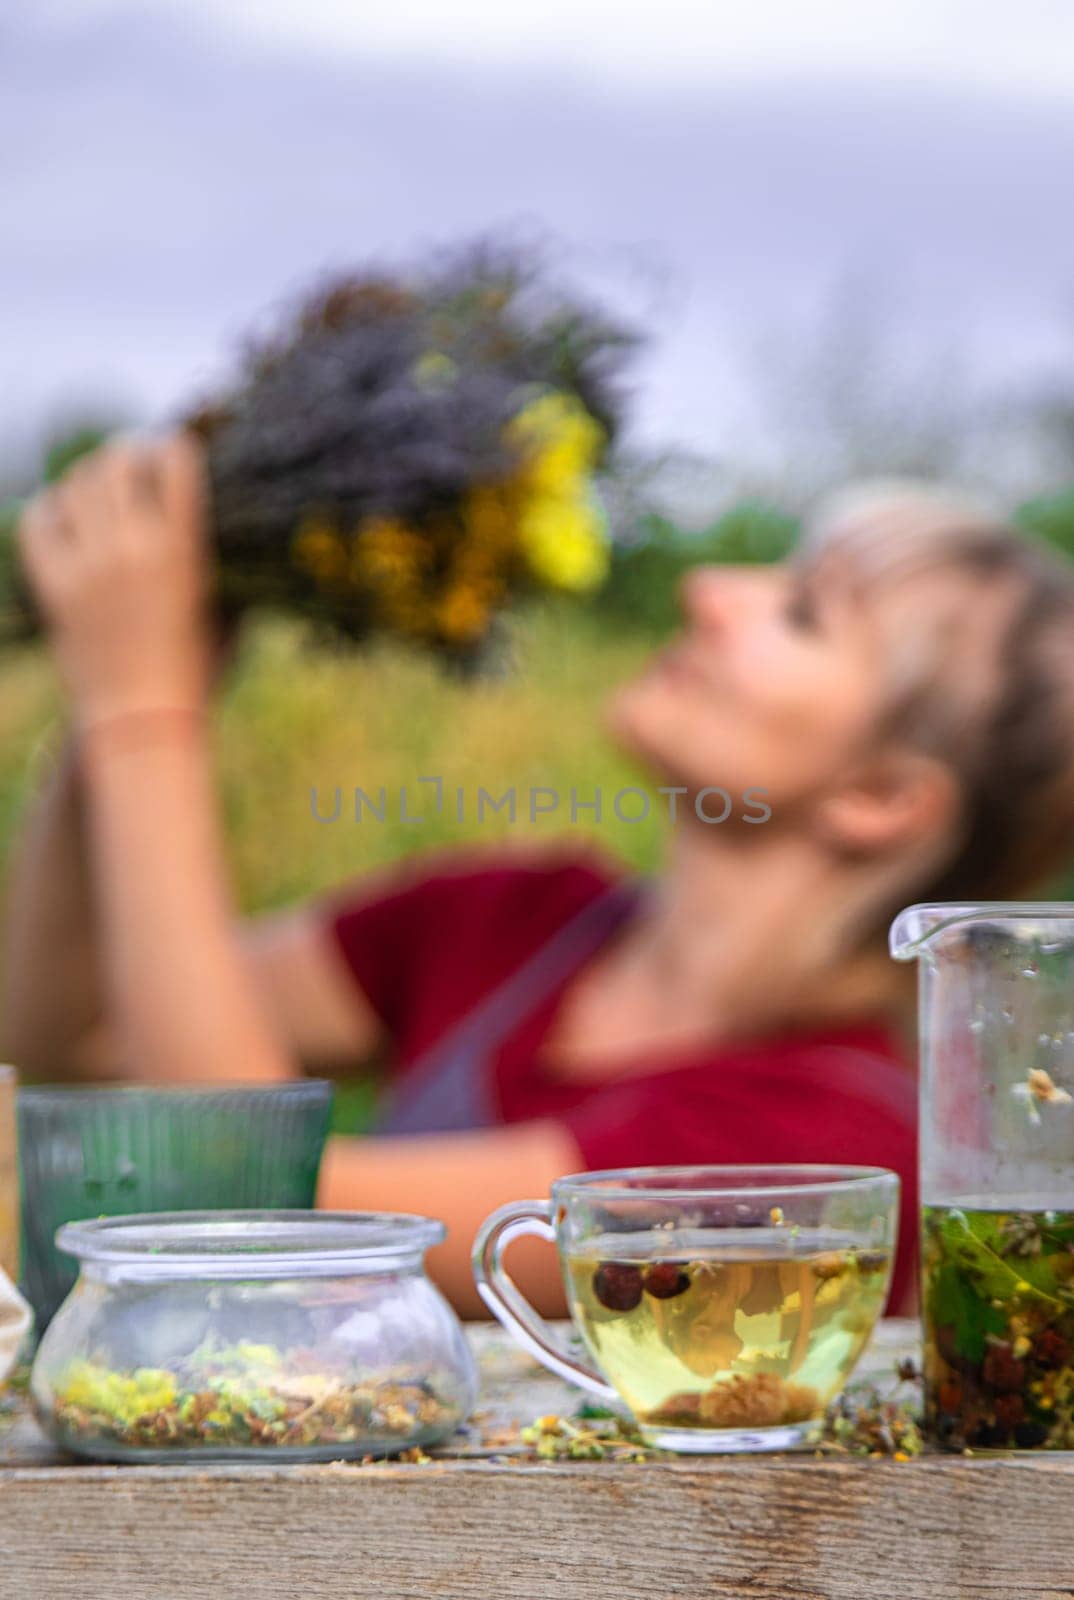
[889,902,1074,962]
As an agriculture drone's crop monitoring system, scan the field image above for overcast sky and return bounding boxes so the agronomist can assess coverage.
[30,0,1074,97]
[5,3,1074,487]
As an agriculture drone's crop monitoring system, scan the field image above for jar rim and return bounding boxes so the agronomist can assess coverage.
[551,1163,899,1202]
[19,1079,332,1103]
[56,1209,445,1268]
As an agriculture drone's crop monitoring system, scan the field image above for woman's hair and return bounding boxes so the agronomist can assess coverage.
[800,480,1074,910]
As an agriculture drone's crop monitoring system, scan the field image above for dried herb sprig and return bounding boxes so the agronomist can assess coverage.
[817,1360,924,1459]
[45,1346,463,1456]
[517,1361,924,1464]
[519,1408,660,1462]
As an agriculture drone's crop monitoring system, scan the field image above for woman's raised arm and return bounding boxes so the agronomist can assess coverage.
[7,435,381,1085]
[0,733,107,1078]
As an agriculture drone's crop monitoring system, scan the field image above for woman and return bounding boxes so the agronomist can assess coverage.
[6,440,1074,1316]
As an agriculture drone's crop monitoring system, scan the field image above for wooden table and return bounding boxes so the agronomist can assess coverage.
[2,1320,1073,1600]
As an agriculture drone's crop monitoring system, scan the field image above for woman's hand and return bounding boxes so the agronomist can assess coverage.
[17,433,212,728]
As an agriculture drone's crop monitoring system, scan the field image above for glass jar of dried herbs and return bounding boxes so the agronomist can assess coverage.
[30,1211,476,1463]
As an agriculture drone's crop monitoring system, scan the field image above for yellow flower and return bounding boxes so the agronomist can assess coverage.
[350,519,435,638]
[507,391,605,493]
[433,583,489,644]
[501,391,611,595]
[517,490,609,593]
[351,517,429,585]
[291,517,349,585]
[59,1360,177,1424]
[462,485,515,551]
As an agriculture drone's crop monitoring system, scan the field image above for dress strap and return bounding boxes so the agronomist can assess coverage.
[376,877,644,1137]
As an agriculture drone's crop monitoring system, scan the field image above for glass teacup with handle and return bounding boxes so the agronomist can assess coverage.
[892,902,1074,1450]
[473,1164,899,1452]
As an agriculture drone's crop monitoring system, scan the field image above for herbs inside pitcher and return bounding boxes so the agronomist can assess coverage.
[922,1204,1074,1449]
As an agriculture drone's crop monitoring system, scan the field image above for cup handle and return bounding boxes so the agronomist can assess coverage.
[472,1199,618,1400]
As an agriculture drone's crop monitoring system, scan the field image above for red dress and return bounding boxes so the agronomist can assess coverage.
[324,846,918,1310]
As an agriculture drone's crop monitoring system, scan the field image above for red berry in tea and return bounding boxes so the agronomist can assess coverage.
[642,1262,691,1300]
[592,1262,643,1312]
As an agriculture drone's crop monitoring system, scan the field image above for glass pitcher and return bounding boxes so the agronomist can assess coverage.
[891,902,1074,1450]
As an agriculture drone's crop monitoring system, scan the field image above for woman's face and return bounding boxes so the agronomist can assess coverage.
[606,558,972,817]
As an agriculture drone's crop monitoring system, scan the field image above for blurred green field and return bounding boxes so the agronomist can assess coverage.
[0,604,665,913]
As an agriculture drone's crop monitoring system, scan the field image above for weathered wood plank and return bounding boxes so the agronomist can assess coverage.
[2,1455,1074,1600]
[7,1321,1071,1600]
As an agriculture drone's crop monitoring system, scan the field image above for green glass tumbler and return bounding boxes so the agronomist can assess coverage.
[18,1081,333,1329]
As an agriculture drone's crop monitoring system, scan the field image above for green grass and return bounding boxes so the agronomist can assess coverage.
[212,603,664,910]
[0,603,663,918]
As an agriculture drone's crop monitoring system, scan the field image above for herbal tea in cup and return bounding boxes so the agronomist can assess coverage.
[473,1165,898,1452]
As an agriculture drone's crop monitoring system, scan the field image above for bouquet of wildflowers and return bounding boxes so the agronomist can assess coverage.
[0,243,636,660]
